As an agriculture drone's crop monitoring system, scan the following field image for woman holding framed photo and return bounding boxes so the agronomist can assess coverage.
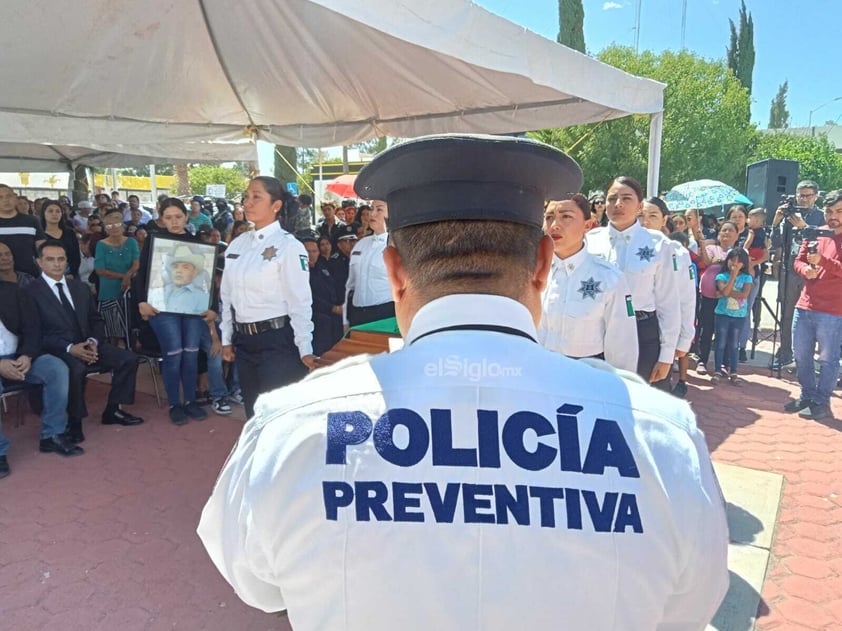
[134,198,223,425]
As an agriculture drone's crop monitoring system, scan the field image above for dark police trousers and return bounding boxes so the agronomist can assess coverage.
[234,324,308,418]
[636,314,671,392]
[347,294,395,327]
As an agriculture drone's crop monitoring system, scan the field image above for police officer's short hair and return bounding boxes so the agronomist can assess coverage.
[390,221,543,301]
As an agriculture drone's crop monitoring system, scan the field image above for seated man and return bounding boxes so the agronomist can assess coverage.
[26,240,143,439]
[0,274,81,480]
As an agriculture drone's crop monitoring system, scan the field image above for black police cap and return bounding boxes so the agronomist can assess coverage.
[354,133,582,230]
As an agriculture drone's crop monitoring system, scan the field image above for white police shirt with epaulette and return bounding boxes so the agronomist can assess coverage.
[587,223,681,363]
[668,241,698,354]
[344,231,391,325]
[199,293,728,631]
[219,221,313,357]
[538,248,638,372]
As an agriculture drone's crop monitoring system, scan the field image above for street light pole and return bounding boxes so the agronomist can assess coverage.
[808,96,842,131]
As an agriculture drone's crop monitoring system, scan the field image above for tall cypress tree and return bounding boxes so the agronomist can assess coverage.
[557,0,585,53]
[768,81,790,129]
[726,1,754,95]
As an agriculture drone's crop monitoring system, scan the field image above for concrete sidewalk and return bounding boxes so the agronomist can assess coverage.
[1,342,840,630]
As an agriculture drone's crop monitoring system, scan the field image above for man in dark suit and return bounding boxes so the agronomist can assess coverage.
[26,240,143,441]
[1,245,82,477]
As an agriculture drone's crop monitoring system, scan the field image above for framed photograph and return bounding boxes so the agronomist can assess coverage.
[145,235,217,316]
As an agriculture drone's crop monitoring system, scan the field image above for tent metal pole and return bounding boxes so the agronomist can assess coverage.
[150,164,157,211]
[647,112,663,198]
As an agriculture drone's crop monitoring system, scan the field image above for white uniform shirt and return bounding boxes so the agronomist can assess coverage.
[199,294,728,631]
[587,223,681,363]
[538,248,638,372]
[344,231,391,324]
[220,221,313,357]
[670,242,697,354]
[0,318,18,355]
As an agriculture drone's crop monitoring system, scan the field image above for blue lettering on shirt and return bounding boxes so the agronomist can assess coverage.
[322,481,643,533]
[321,405,643,533]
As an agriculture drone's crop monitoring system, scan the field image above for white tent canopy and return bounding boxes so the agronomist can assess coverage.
[0,141,257,173]
[0,0,665,190]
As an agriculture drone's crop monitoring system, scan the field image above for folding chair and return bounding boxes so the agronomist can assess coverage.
[0,381,41,428]
[123,288,163,407]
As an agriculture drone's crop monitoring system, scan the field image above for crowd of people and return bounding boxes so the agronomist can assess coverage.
[1,169,840,480]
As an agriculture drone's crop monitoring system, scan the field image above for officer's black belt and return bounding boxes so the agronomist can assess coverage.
[569,352,606,361]
[635,310,656,322]
[233,315,289,336]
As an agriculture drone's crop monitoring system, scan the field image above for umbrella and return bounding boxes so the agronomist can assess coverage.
[326,174,358,199]
[664,179,752,211]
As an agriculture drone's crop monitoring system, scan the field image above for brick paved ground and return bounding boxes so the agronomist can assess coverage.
[691,349,842,631]
[0,343,840,630]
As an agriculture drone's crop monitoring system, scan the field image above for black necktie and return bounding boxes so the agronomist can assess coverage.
[56,281,83,341]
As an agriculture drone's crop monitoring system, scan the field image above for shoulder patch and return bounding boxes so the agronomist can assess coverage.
[299,254,308,271]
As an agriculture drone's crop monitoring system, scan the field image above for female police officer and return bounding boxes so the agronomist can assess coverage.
[586,176,681,390]
[220,176,316,417]
[344,199,393,326]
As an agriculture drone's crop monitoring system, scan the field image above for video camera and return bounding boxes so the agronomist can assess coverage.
[802,226,835,241]
[780,194,810,218]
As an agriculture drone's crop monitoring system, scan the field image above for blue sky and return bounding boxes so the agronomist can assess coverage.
[475,0,841,129]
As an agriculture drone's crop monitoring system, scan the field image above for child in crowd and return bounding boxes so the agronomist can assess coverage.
[745,207,767,264]
[713,248,753,385]
[738,207,770,360]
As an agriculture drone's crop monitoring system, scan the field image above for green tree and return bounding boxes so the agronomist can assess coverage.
[273,145,298,186]
[557,0,585,53]
[531,47,754,193]
[121,164,174,177]
[749,132,842,191]
[187,164,249,199]
[355,136,389,156]
[768,81,790,129]
[726,0,754,95]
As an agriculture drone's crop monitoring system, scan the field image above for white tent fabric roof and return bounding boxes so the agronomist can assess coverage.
[0,141,257,172]
[0,0,664,182]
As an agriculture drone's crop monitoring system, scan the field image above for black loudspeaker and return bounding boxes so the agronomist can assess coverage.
[745,159,800,210]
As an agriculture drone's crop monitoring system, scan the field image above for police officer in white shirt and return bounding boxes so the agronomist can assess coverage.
[220,176,317,417]
[587,177,681,391]
[344,199,393,327]
[199,135,728,631]
[539,194,638,372]
[641,197,698,398]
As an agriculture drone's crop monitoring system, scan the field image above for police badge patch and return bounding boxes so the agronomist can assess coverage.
[636,246,655,262]
[577,277,603,300]
[261,246,278,261]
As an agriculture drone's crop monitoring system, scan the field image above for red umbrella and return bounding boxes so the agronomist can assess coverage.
[326,174,358,199]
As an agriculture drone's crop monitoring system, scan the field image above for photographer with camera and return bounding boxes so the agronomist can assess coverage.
[770,180,826,369]
[783,190,842,421]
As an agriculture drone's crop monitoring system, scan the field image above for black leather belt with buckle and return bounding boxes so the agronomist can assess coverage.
[635,310,656,321]
[233,315,289,335]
